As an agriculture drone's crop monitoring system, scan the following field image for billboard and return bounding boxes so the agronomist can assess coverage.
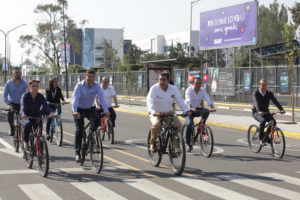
[60,43,71,63]
[200,1,257,49]
[243,71,251,92]
[280,72,289,94]
[209,68,235,96]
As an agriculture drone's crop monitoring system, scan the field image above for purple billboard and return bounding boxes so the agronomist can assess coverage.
[200,1,257,49]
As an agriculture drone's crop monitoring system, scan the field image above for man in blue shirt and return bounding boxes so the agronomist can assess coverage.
[3,67,28,136]
[72,70,109,162]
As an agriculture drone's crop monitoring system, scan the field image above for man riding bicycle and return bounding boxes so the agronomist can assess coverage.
[72,70,109,163]
[20,80,55,150]
[95,77,119,127]
[185,77,216,152]
[147,72,190,152]
[252,79,285,145]
[3,67,28,136]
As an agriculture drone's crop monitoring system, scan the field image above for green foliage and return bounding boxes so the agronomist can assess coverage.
[103,39,120,71]
[123,44,141,65]
[168,42,188,59]
[289,2,300,27]
[68,64,85,73]
[141,53,167,62]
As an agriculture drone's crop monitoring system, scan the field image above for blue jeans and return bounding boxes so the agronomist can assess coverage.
[46,105,61,135]
[253,112,274,140]
[185,108,210,146]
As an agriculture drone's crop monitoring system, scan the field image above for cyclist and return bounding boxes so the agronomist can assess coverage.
[147,72,190,152]
[20,80,55,150]
[45,77,66,140]
[95,77,119,127]
[72,70,109,163]
[252,79,285,145]
[3,67,28,136]
[185,77,216,152]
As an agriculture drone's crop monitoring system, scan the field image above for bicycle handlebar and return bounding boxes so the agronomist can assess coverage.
[48,102,70,106]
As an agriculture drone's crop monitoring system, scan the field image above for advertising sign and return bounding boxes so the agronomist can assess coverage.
[200,1,257,49]
[138,74,143,88]
[209,67,235,96]
[60,43,71,63]
[148,69,170,89]
[280,72,289,94]
[188,71,201,85]
[2,59,8,72]
[243,71,251,92]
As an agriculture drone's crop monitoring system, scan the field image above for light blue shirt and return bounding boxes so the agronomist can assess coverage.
[3,79,28,105]
[72,80,108,113]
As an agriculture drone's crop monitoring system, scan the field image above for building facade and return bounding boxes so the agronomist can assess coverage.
[82,28,123,68]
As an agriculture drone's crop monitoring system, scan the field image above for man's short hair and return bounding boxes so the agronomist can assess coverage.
[102,77,109,82]
[85,70,95,76]
[259,79,267,85]
[28,79,40,85]
[193,77,202,83]
[159,72,170,80]
[13,67,21,71]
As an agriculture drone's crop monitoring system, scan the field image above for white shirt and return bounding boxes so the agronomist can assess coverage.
[101,85,116,107]
[147,83,188,114]
[185,86,213,108]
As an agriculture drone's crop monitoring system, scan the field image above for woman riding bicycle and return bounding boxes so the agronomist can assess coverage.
[45,78,66,140]
[20,80,55,150]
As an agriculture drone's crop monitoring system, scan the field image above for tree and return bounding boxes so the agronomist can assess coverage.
[123,44,141,65]
[168,42,188,59]
[283,23,299,124]
[18,0,85,75]
[103,39,120,71]
[289,2,300,28]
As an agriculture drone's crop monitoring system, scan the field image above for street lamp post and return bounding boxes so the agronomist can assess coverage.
[0,24,26,84]
[62,0,69,98]
[189,0,201,57]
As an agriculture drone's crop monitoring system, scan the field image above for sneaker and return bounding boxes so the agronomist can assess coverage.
[24,143,30,150]
[75,154,81,163]
[46,134,51,141]
[9,130,14,136]
[187,145,193,152]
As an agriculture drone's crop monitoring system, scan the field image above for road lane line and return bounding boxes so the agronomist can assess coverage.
[0,148,22,158]
[171,177,256,200]
[19,184,63,200]
[71,181,127,200]
[0,169,39,175]
[0,138,13,149]
[123,178,193,200]
[218,174,300,200]
[258,173,300,186]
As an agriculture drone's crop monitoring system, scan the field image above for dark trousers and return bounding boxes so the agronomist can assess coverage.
[23,119,43,143]
[46,105,61,135]
[253,112,274,140]
[7,104,20,134]
[185,108,210,146]
[74,107,100,155]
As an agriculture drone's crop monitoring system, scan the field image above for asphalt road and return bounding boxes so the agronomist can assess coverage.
[1,102,300,200]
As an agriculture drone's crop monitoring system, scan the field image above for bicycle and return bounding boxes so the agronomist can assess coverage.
[98,106,118,144]
[48,102,69,146]
[247,112,285,158]
[190,109,215,158]
[75,113,104,173]
[22,117,49,177]
[147,112,187,175]
[5,107,23,153]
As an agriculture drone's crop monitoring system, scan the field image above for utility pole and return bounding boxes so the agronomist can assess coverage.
[62,0,69,98]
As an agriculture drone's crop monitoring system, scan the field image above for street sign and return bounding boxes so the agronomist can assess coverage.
[2,59,8,72]
[60,43,70,63]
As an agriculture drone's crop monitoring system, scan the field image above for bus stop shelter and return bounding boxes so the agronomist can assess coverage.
[141,57,209,91]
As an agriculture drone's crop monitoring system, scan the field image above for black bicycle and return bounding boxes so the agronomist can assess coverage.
[75,113,104,173]
[147,113,187,175]
[247,112,285,158]
[48,102,69,146]
[23,117,49,177]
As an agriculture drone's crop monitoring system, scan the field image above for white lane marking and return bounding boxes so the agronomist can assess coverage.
[285,112,292,116]
[0,169,39,175]
[0,138,13,149]
[0,148,22,158]
[19,184,63,200]
[125,139,224,154]
[217,106,231,110]
[141,99,147,102]
[171,177,256,200]
[218,174,300,200]
[123,178,193,200]
[71,181,127,200]
[258,173,300,186]
[243,108,252,112]
[129,99,135,101]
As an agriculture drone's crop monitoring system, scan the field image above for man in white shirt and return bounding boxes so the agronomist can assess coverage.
[147,72,190,152]
[95,77,119,127]
[185,77,216,151]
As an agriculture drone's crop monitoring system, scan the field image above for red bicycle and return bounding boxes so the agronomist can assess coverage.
[5,107,23,153]
[190,110,215,158]
[98,113,114,144]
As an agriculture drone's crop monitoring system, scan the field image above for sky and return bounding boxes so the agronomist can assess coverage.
[0,0,298,66]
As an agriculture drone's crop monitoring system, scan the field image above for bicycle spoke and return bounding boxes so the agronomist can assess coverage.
[271,128,285,158]
[247,124,262,153]
[90,131,103,173]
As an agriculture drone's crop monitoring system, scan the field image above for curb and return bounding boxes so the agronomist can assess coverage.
[115,108,300,140]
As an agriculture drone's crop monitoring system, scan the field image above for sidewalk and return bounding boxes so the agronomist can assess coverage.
[116,104,300,140]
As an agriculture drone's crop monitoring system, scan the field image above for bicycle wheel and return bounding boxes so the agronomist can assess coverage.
[168,125,186,175]
[106,119,114,144]
[90,130,104,173]
[49,119,54,143]
[24,137,33,169]
[37,136,49,177]
[81,132,87,165]
[55,117,63,146]
[147,130,162,167]
[13,125,19,152]
[271,128,285,158]
[247,124,262,153]
[199,126,214,158]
